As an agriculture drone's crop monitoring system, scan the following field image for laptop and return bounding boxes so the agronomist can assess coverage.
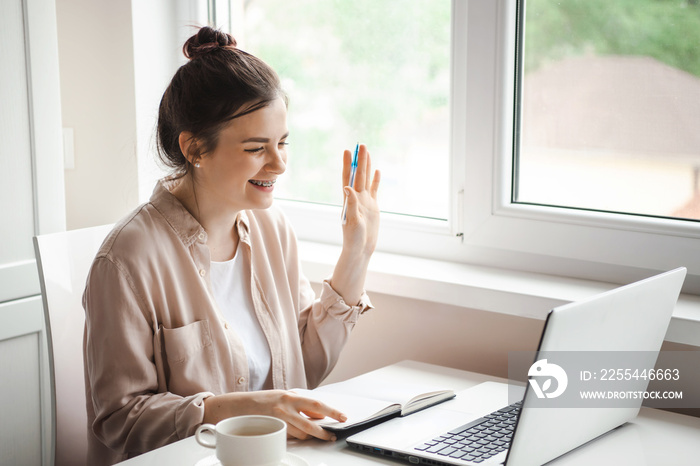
[347,267,686,466]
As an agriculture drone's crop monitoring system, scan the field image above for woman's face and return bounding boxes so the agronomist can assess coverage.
[196,97,288,212]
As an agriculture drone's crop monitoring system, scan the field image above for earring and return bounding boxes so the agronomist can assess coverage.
[194,162,200,168]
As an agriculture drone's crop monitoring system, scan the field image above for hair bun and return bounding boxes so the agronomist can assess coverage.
[183,26,237,60]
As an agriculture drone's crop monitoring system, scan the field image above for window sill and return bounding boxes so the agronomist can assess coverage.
[299,241,700,347]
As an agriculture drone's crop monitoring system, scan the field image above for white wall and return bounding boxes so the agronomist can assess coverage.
[324,290,545,385]
[56,0,139,229]
[57,0,207,230]
[132,0,206,203]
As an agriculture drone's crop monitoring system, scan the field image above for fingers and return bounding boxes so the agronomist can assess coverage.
[286,424,313,440]
[353,145,368,192]
[342,149,352,191]
[300,404,347,423]
[292,395,347,424]
[276,392,346,442]
[365,151,372,190]
[286,414,336,442]
[370,169,381,198]
[343,187,358,222]
[342,144,379,201]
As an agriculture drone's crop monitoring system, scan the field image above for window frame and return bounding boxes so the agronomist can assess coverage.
[459,0,700,293]
[232,0,700,295]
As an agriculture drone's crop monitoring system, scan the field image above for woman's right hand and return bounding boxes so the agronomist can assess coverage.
[202,390,347,441]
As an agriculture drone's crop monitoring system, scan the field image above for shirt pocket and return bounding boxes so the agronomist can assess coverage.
[160,320,215,395]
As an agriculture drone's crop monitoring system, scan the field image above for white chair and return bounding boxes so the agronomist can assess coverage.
[34,224,113,466]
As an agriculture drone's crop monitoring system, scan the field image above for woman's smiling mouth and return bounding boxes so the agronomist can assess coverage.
[249,179,276,188]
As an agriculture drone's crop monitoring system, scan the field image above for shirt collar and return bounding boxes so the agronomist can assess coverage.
[150,178,251,247]
[237,210,251,245]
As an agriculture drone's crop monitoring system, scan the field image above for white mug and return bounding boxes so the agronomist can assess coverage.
[195,415,287,466]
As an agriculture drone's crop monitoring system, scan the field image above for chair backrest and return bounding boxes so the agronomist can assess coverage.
[34,224,113,466]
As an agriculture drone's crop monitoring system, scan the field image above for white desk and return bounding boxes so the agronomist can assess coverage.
[120,361,700,465]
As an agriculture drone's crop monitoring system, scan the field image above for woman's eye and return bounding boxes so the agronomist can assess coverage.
[244,147,264,154]
[279,142,289,148]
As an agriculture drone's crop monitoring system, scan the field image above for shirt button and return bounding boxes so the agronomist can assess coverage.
[198,232,205,241]
[199,269,206,277]
[237,376,246,385]
[224,322,230,329]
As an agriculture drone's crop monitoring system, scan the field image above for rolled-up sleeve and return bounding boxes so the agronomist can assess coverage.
[83,256,214,456]
[297,277,373,388]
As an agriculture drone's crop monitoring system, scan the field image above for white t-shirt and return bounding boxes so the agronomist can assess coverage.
[209,248,272,391]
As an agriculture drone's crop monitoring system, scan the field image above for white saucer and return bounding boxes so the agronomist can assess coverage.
[195,452,309,466]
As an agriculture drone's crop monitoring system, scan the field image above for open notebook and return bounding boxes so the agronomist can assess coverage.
[293,372,454,433]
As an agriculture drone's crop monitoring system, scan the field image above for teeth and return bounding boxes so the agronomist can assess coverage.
[250,179,275,187]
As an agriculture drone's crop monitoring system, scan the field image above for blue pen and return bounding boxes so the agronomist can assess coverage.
[341,143,360,224]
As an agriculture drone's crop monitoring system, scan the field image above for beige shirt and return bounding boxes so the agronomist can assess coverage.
[82,180,372,464]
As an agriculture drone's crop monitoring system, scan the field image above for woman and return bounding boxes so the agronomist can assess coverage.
[83,27,380,464]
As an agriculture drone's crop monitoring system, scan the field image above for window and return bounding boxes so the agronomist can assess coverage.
[515,0,700,222]
[208,0,459,255]
[222,0,452,223]
[211,0,700,293]
[459,0,700,292]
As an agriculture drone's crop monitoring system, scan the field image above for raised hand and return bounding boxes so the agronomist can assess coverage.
[341,144,381,257]
[329,144,381,306]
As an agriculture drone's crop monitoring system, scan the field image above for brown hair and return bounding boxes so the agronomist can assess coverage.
[156,27,286,176]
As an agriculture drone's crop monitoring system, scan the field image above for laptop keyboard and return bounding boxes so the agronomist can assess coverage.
[413,401,522,463]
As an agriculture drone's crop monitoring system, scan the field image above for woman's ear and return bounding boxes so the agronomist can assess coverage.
[178,131,199,166]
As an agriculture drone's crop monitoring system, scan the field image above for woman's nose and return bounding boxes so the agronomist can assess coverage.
[266,147,287,175]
